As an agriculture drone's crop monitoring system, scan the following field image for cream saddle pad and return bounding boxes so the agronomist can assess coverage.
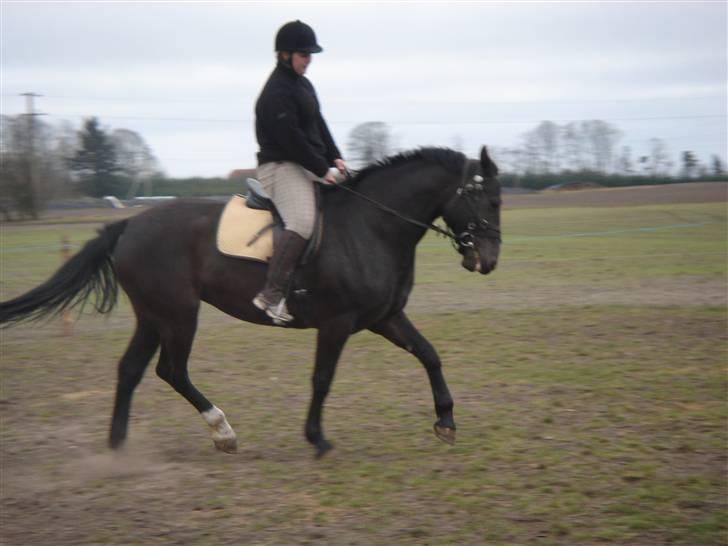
[216,194,274,262]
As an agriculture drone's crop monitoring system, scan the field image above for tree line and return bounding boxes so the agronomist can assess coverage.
[349,120,726,190]
[0,115,725,219]
[496,120,725,184]
[1,116,162,219]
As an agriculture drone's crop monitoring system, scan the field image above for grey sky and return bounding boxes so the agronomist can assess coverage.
[2,1,726,177]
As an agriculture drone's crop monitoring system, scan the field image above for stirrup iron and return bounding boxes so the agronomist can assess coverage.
[267,298,293,325]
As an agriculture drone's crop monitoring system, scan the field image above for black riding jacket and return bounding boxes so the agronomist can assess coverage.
[255,61,341,178]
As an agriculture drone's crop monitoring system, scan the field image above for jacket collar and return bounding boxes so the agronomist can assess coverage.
[275,60,300,80]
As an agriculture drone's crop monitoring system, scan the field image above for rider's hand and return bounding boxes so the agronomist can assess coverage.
[323,171,338,185]
[334,159,347,176]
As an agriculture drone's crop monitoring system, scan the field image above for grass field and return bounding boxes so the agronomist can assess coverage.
[1,186,726,545]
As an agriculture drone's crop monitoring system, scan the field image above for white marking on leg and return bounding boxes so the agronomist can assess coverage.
[201,406,237,447]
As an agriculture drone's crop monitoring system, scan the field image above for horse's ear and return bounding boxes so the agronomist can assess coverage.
[480,146,499,178]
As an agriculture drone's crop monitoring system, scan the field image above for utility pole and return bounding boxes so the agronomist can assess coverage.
[21,92,44,219]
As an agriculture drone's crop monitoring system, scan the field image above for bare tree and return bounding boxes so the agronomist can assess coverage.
[110,128,163,197]
[347,121,392,168]
[519,120,621,173]
[582,120,622,173]
[617,145,634,175]
[562,122,585,171]
[0,115,59,218]
[492,146,521,175]
[49,121,80,197]
[521,130,541,174]
[0,116,29,219]
[648,138,671,177]
[526,121,560,173]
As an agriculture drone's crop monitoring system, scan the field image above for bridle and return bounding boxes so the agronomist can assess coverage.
[332,157,502,255]
[447,158,503,253]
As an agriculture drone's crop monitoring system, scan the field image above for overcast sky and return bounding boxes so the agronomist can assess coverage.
[2,1,726,178]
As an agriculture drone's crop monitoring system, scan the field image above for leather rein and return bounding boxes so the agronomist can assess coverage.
[329,158,502,254]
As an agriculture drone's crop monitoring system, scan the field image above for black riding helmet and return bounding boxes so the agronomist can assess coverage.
[275,20,323,53]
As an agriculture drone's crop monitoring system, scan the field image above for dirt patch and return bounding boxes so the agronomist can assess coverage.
[1,306,725,546]
[410,277,728,314]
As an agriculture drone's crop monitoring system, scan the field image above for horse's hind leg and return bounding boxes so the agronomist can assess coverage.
[155,310,238,453]
[370,311,456,445]
[109,320,160,449]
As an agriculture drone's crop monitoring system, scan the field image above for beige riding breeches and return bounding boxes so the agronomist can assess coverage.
[256,161,333,239]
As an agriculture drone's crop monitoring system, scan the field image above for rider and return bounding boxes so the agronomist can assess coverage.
[253,20,347,324]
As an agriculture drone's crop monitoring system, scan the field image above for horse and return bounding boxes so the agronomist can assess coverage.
[0,146,501,458]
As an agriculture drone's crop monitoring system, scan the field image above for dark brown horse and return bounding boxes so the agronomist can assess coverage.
[0,146,501,457]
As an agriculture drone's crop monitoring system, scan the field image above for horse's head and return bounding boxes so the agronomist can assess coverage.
[442,146,501,275]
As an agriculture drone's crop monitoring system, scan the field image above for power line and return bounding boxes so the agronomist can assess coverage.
[3,91,725,125]
[29,112,726,125]
[3,92,725,107]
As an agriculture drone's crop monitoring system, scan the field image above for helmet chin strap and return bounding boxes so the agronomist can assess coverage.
[280,51,294,67]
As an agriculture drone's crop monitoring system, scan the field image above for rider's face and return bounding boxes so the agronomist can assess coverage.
[291,51,311,75]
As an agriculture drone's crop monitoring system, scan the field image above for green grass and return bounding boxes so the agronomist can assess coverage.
[417,202,726,285]
[0,200,726,546]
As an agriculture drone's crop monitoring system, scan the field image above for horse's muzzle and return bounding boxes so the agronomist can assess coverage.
[461,249,497,274]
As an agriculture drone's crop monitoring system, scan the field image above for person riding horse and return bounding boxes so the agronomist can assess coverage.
[0,145,502,457]
[0,21,503,457]
[253,20,347,324]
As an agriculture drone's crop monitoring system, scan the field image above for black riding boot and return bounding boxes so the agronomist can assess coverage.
[253,229,307,324]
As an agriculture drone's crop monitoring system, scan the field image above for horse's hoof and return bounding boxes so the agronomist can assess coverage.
[434,424,456,445]
[214,437,238,454]
[315,440,334,459]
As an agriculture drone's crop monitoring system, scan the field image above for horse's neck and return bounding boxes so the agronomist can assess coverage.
[350,165,454,222]
[317,165,454,276]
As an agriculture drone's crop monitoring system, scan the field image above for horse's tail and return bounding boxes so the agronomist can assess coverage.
[0,220,128,327]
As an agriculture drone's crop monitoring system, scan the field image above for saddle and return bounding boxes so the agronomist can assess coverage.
[216,179,321,263]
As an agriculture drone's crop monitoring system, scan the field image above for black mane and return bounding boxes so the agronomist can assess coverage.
[350,147,466,184]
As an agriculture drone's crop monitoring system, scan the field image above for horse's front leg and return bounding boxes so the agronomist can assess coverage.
[370,311,456,444]
[305,318,353,458]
